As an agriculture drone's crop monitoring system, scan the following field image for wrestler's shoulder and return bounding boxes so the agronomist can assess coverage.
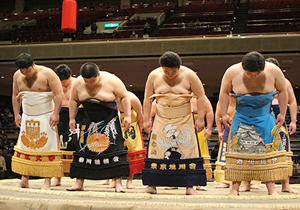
[148,67,161,77]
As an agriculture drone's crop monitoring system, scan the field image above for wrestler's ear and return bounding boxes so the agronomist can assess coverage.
[32,62,35,68]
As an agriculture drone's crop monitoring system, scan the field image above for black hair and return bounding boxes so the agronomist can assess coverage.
[54,64,72,81]
[159,51,182,69]
[80,62,99,78]
[15,53,34,69]
[265,57,280,67]
[242,51,265,72]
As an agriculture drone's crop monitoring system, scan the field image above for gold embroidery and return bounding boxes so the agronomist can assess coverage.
[178,164,186,170]
[21,121,48,149]
[151,163,157,169]
[169,164,176,170]
[151,150,157,155]
[151,141,157,147]
[152,133,157,140]
[80,125,86,143]
[26,120,40,140]
[189,163,196,169]
[231,136,238,150]
[86,133,110,153]
[160,163,167,170]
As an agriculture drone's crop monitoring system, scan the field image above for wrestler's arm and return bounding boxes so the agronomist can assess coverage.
[215,102,224,141]
[129,92,143,129]
[189,70,206,133]
[204,96,214,139]
[69,78,80,132]
[286,79,297,134]
[143,71,155,134]
[112,76,131,130]
[47,68,63,127]
[274,67,288,128]
[219,68,233,129]
[12,71,22,128]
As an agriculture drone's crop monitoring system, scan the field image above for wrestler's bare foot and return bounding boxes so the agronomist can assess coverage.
[227,189,239,196]
[42,178,51,190]
[126,181,135,189]
[41,185,51,190]
[196,186,207,191]
[66,179,84,191]
[186,187,199,195]
[266,181,279,196]
[107,179,116,188]
[15,175,29,188]
[115,178,125,193]
[268,191,279,195]
[15,182,29,188]
[51,178,61,186]
[126,175,135,189]
[216,183,230,188]
[140,186,157,194]
[164,187,178,190]
[250,184,260,190]
[281,178,299,194]
[281,186,299,194]
[66,184,84,191]
[96,179,110,185]
[239,185,250,192]
[228,181,240,196]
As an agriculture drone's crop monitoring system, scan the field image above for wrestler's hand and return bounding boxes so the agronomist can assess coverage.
[143,120,152,134]
[218,132,224,142]
[276,113,285,128]
[49,113,59,127]
[69,119,76,133]
[204,128,212,139]
[195,119,204,133]
[289,121,297,135]
[15,114,22,128]
[122,116,131,131]
[222,114,231,129]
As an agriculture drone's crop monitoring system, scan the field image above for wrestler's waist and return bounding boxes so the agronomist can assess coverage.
[156,103,192,118]
[22,100,54,116]
[235,104,272,117]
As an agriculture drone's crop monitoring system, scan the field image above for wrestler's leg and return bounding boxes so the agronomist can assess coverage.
[115,178,125,193]
[51,177,61,186]
[96,179,110,185]
[265,181,279,195]
[239,181,251,192]
[196,186,207,191]
[281,177,299,193]
[66,178,84,191]
[15,175,29,188]
[42,177,51,190]
[140,186,157,194]
[186,187,200,195]
[228,181,240,196]
[216,183,230,188]
[126,174,135,189]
